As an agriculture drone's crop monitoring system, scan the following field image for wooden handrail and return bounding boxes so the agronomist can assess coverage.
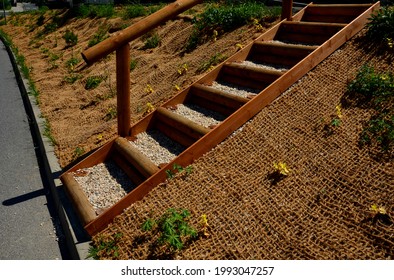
[82,0,203,65]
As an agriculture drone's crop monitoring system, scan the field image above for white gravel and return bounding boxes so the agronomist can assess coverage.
[173,103,225,128]
[210,81,260,99]
[240,60,290,72]
[129,130,185,166]
[73,161,135,212]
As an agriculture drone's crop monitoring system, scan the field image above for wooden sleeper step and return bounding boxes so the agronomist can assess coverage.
[301,4,371,24]
[219,62,283,90]
[249,41,317,67]
[113,137,160,178]
[189,83,250,116]
[275,21,347,45]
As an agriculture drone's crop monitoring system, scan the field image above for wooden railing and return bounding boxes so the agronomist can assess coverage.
[81,0,203,137]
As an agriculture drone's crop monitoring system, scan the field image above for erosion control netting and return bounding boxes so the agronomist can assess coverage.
[93,30,394,260]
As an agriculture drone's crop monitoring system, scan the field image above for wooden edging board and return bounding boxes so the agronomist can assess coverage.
[65,2,380,236]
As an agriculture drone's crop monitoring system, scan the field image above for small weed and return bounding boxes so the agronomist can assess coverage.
[63,29,78,47]
[104,107,117,121]
[142,33,161,50]
[166,163,193,179]
[87,233,123,260]
[43,119,57,146]
[85,75,103,90]
[267,161,290,185]
[73,146,85,159]
[64,73,83,84]
[197,53,227,73]
[88,26,109,48]
[141,208,197,254]
[75,4,115,19]
[177,63,188,76]
[366,6,394,50]
[36,14,45,26]
[65,57,80,72]
[369,204,392,225]
[130,59,138,71]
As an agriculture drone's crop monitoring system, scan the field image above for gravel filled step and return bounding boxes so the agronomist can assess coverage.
[128,130,185,166]
[72,160,136,213]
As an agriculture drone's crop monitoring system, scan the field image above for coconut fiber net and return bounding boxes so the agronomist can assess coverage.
[92,30,394,260]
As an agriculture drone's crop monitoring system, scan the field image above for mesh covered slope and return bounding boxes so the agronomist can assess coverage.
[92,30,394,260]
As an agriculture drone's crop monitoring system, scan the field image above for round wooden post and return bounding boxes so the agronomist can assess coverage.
[281,0,293,21]
[116,44,131,137]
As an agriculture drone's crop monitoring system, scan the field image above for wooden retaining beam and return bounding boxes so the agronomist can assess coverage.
[113,137,159,178]
[80,2,380,236]
[189,84,250,116]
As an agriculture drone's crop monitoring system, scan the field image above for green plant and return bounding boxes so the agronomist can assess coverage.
[63,29,78,47]
[75,4,115,19]
[73,146,85,158]
[87,233,123,260]
[345,65,393,155]
[366,6,394,49]
[186,2,280,51]
[65,57,80,72]
[141,208,197,252]
[43,119,57,146]
[88,26,109,47]
[166,163,193,179]
[197,53,227,73]
[85,75,103,90]
[142,33,161,50]
[104,107,117,121]
[64,73,83,84]
[130,58,138,71]
[122,4,147,20]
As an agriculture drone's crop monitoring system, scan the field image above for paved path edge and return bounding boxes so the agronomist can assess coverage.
[0,34,91,260]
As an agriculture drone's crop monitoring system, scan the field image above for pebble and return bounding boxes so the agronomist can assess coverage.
[211,81,260,99]
[73,161,135,211]
[129,130,185,166]
[173,104,225,128]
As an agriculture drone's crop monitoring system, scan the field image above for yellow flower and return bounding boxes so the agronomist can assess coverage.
[336,104,342,119]
[212,30,218,42]
[174,84,181,91]
[145,84,154,94]
[177,64,188,75]
[273,162,290,176]
[370,204,386,215]
[145,102,154,114]
[96,134,103,140]
[200,214,209,227]
[236,43,243,50]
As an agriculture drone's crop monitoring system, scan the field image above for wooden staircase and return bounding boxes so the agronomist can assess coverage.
[60,2,380,236]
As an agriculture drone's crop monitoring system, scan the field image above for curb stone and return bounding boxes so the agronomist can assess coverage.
[0,35,91,260]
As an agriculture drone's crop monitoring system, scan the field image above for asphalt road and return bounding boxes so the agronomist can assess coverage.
[0,39,67,259]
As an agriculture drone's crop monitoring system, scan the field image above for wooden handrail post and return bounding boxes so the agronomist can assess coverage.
[281,0,293,21]
[116,44,131,137]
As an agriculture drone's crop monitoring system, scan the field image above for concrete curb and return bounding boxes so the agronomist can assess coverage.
[0,35,91,260]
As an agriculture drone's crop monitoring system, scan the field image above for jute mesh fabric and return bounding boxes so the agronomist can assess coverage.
[93,30,394,259]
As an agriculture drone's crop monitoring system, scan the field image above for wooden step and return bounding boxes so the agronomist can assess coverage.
[113,137,160,178]
[249,41,317,67]
[301,4,371,24]
[189,83,250,116]
[219,62,284,90]
[275,21,346,45]
[154,107,211,147]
